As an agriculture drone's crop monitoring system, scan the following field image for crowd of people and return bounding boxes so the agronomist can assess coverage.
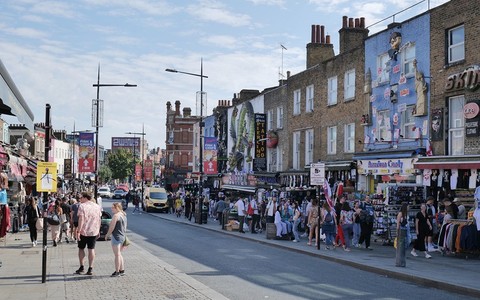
[22,190,128,277]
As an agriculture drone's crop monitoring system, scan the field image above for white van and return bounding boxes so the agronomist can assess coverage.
[144,187,168,212]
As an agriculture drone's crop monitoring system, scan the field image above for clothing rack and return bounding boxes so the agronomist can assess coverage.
[438,218,479,259]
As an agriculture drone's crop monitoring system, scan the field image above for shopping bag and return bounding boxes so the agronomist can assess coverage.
[36,217,44,230]
[123,236,131,247]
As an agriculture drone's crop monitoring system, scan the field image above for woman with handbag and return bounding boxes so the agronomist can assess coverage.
[24,197,41,247]
[105,202,127,277]
[48,199,63,247]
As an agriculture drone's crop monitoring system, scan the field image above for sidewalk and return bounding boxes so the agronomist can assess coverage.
[153,212,480,298]
[0,231,227,300]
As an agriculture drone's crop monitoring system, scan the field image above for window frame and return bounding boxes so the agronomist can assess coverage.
[327,126,337,155]
[402,43,416,77]
[401,106,416,139]
[376,110,391,141]
[344,69,355,100]
[344,123,355,153]
[293,89,301,115]
[327,76,338,106]
[448,25,465,64]
[305,129,314,166]
[267,109,274,131]
[306,85,314,112]
[377,53,390,84]
[448,95,465,155]
[277,106,284,129]
[293,131,301,169]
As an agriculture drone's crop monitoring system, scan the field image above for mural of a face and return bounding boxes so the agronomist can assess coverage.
[390,32,402,50]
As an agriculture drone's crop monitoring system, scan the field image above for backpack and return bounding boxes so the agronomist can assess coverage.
[247,203,254,216]
[324,211,333,224]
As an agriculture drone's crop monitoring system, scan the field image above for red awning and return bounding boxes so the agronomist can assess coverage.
[414,161,480,170]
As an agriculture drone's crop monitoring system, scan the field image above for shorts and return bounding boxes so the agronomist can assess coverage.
[77,235,97,250]
[111,236,123,246]
[73,222,78,228]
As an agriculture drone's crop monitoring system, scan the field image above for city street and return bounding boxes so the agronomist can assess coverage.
[120,200,476,300]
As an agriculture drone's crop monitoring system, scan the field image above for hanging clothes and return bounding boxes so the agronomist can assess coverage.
[0,205,11,238]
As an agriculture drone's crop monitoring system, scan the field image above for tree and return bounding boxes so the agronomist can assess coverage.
[98,165,112,184]
[107,148,134,182]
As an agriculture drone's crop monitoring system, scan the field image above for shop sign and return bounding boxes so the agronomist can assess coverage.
[465,100,480,137]
[357,158,416,175]
[445,65,480,92]
[310,162,325,185]
[254,113,267,172]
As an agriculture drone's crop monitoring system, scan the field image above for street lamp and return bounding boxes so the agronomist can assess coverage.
[125,129,146,203]
[92,64,136,200]
[165,58,208,224]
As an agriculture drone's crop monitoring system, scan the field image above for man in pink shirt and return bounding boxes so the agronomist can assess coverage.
[75,192,102,275]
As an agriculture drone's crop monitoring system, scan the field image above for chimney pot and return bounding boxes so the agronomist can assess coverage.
[349,18,354,28]
[316,25,321,44]
[343,16,348,28]
[355,18,360,28]
[311,25,316,43]
[320,25,325,44]
[360,17,365,28]
[326,35,331,44]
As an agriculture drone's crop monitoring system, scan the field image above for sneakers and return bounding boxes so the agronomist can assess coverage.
[75,266,85,274]
[292,239,299,243]
[53,241,57,247]
[119,270,125,276]
[86,267,93,275]
[111,271,121,277]
[425,253,432,259]
[411,249,418,257]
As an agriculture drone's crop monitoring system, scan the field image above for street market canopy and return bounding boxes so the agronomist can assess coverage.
[0,60,34,131]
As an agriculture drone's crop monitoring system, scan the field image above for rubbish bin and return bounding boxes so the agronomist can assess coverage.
[201,205,208,224]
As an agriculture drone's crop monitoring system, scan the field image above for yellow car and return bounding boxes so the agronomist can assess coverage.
[143,187,169,213]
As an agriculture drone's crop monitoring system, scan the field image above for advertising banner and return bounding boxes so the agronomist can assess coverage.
[64,158,72,180]
[254,113,266,171]
[144,159,153,181]
[203,137,218,175]
[78,132,95,172]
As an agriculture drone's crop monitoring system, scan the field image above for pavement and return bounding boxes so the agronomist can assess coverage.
[1,211,479,300]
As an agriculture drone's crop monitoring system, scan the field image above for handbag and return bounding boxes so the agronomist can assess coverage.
[47,213,60,225]
[59,213,67,224]
[36,217,44,230]
[123,236,131,247]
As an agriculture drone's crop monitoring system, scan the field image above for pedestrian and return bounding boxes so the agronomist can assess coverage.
[184,194,192,220]
[250,197,260,234]
[322,201,336,250]
[274,205,287,238]
[48,199,63,247]
[265,197,276,223]
[24,197,41,247]
[132,194,141,214]
[395,202,409,267]
[70,198,80,241]
[167,193,174,214]
[59,198,71,243]
[214,198,227,226]
[75,192,102,275]
[411,203,432,259]
[302,198,312,238]
[292,202,302,243]
[340,201,354,251]
[352,200,362,247]
[175,196,183,217]
[235,197,246,233]
[426,197,439,252]
[307,198,320,246]
[105,202,127,277]
[124,191,132,210]
[454,198,466,219]
[334,196,346,248]
[358,196,375,250]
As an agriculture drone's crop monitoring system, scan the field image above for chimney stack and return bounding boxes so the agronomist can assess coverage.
[183,107,191,117]
[306,23,334,68]
[175,100,181,116]
[338,15,369,54]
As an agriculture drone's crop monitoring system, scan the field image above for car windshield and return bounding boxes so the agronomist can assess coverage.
[99,188,108,191]
[150,192,167,200]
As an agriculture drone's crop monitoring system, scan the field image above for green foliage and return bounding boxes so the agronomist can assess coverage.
[98,165,112,184]
[107,148,134,181]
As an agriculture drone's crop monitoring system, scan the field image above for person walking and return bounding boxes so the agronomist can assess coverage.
[105,202,127,277]
[214,198,227,226]
[334,196,346,248]
[70,198,80,241]
[235,197,246,233]
[292,202,302,243]
[411,203,432,259]
[322,201,336,250]
[48,199,63,247]
[396,202,409,267]
[359,196,375,250]
[24,197,41,247]
[265,197,276,223]
[75,192,102,276]
[175,196,183,217]
[352,201,362,247]
[250,198,259,234]
[59,198,71,243]
[340,201,354,251]
[307,198,320,246]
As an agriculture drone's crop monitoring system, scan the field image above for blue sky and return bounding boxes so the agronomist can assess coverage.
[0,0,448,150]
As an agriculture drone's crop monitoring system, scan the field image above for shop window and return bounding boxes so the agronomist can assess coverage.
[327,126,337,155]
[328,76,337,106]
[293,89,301,115]
[344,69,355,100]
[448,25,465,64]
[448,95,464,155]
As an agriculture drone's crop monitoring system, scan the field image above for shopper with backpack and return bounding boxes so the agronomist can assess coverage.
[322,201,336,250]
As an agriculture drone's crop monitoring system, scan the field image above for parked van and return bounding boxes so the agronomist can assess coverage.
[144,187,168,212]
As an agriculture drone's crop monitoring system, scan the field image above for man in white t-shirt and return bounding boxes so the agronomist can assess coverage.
[302,198,313,237]
[235,198,246,233]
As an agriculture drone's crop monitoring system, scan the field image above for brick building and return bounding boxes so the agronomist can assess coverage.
[164,100,199,191]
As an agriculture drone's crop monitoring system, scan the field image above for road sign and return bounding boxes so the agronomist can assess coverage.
[37,162,58,192]
[310,162,325,186]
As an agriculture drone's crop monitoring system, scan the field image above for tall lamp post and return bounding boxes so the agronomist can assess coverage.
[165,58,208,224]
[125,130,146,202]
[92,64,136,200]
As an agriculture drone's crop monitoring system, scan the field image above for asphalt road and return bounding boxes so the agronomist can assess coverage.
[108,200,475,300]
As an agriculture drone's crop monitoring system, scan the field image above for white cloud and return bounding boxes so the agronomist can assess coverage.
[3,26,49,39]
[187,0,252,27]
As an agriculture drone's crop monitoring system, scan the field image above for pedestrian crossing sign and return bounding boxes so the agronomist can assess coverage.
[36,162,58,192]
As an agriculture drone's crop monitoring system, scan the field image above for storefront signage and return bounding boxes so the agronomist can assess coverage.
[254,113,267,172]
[465,100,480,137]
[357,158,416,175]
[310,162,325,185]
[445,65,480,92]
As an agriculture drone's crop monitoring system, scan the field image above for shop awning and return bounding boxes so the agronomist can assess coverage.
[414,155,480,169]
[353,148,424,160]
[221,184,257,193]
[325,161,354,171]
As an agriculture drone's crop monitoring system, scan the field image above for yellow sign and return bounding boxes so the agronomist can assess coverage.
[36,162,58,192]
